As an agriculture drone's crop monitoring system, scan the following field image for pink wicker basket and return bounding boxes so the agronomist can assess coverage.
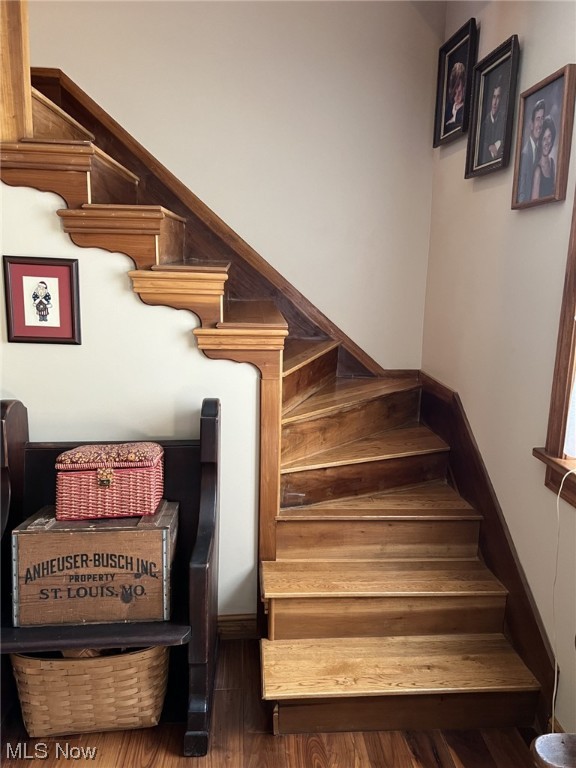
[55,442,164,521]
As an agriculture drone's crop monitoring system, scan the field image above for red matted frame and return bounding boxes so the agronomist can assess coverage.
[3,256,81,344]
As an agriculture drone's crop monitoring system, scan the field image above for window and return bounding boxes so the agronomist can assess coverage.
[534,191,576,506]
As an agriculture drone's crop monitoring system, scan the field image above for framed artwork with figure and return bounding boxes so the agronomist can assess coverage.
[511,64,576,209]
[465,35,520,178]
[433,18,478,147]
[3,256,81,344]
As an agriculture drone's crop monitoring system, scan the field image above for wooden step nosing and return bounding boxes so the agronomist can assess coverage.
[273,555,481,563]
[76,203,186,222]
[281,445,450,474]
[277,512,482,521]
[263,682,540,701]
[264,588,508,598]
[151,260,231,273]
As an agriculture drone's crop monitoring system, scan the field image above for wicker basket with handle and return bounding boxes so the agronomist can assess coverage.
[55,442,164,520]
[11,645,168,737]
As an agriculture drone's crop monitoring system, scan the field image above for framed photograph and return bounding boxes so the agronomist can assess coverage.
[433,18,478,147]
[465,35,520,178]
[3,256,81,344]
[511,64,576,209]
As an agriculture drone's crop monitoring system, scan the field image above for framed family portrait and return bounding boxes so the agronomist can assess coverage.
[465,35,520,178]
[433,18,478,147]
[3,256,81,344]
[511,64,576,209]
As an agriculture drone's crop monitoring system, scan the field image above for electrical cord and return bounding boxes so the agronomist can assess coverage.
[551,467,576,733]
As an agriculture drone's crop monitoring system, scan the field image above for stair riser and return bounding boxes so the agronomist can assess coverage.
[283,347,338,413]
[280,453,449,507]
[268,595,505,639]
[273,691,539,735]
[282,389,420,464]
[275,519,480,559]
[92,155,138,206]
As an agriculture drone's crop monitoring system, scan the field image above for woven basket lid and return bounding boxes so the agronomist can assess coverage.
[56,442,163,470]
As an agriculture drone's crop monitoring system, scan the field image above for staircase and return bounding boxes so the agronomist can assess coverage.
[260,348,539,733]
[1,68,553,738]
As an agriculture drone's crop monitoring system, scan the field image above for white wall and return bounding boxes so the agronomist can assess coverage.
[424,1,576,732]
[1,183,259,615]
[27,0,444,370]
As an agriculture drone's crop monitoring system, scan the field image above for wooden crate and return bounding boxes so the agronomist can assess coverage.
[12,500,178,626]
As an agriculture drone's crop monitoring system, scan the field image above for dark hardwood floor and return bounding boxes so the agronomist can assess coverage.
[1,639,538,767]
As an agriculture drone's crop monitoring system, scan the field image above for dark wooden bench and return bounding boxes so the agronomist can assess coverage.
[0,398,220,757]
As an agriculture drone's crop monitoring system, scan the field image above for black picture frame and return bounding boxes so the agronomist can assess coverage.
[465,35,520,178]
[3,256,81,344]
[433,18,478,147]
[511,64,576,209]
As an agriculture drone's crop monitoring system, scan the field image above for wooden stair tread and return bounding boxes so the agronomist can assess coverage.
[281,425,449,473]
[261,558,507,598]
[261,634,540,700]
[283,375,420,423]
[219,300,288,329]
[283,338,340,376]
[57,204,186,233]
[279,480,477,519]
[62,203,185,219]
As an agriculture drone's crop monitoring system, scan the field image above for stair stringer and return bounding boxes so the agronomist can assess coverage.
[420,373,555,731]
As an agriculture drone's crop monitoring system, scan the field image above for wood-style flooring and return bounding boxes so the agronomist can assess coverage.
[1,639,538,767]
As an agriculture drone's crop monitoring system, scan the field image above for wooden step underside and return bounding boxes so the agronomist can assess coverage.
[262,634,540,733]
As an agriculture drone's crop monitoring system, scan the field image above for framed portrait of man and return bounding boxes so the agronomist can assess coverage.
[433,18,478,148]
[511,64,576,209]
[465,36,520,179]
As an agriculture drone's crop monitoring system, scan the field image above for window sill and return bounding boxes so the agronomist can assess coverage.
[533,447,576,508]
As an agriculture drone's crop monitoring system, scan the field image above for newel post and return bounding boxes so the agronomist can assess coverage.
[194,329,287,563]
[1,0,33,141]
